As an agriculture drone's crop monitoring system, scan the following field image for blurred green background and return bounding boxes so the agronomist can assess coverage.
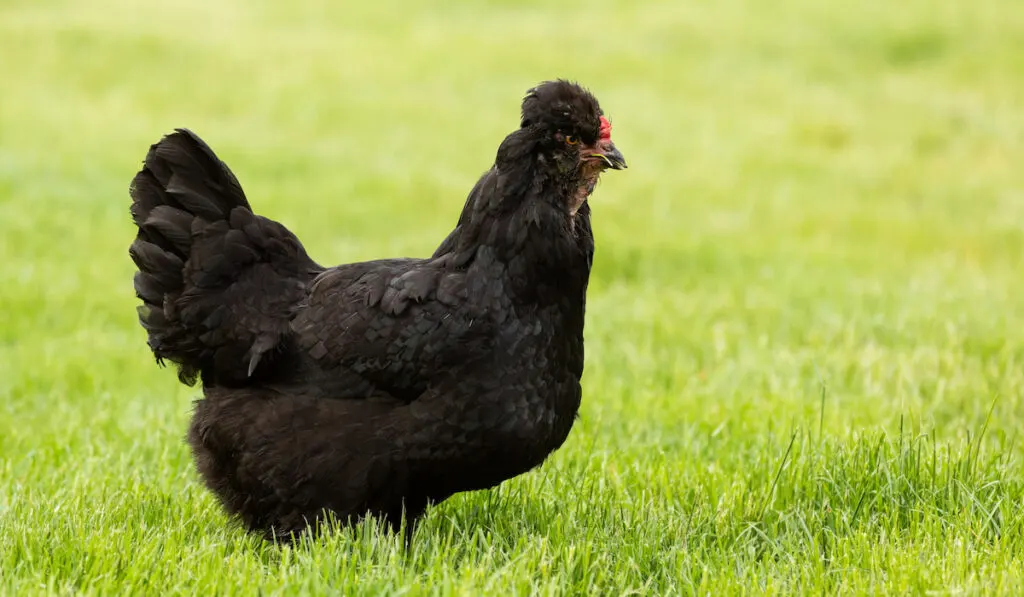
[1,0,1023,594]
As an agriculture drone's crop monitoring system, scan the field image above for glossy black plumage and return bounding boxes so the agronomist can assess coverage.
[127,80,626,541]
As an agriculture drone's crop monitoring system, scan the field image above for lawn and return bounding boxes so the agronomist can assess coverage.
[2,0,1023,594]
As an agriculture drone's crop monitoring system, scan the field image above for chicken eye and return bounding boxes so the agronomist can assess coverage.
[564,135,579,145]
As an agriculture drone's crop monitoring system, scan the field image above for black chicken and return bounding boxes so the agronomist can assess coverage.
[128,80,626,542]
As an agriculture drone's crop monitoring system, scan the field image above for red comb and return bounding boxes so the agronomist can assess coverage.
[599,116,612,141]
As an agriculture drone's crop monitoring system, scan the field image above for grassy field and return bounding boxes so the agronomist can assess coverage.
[2,0,1024,594]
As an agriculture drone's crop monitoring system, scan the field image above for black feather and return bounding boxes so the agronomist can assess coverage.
[142,205,194,255]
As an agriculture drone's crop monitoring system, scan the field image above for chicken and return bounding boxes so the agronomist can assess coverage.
[128,80,627,542]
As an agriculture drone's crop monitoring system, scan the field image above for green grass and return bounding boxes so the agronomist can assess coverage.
[2,0,1024,594]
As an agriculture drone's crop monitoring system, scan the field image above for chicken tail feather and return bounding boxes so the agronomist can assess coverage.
[128,129,321,387]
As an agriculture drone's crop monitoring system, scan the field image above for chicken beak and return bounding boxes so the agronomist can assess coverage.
[588,142,627,170]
